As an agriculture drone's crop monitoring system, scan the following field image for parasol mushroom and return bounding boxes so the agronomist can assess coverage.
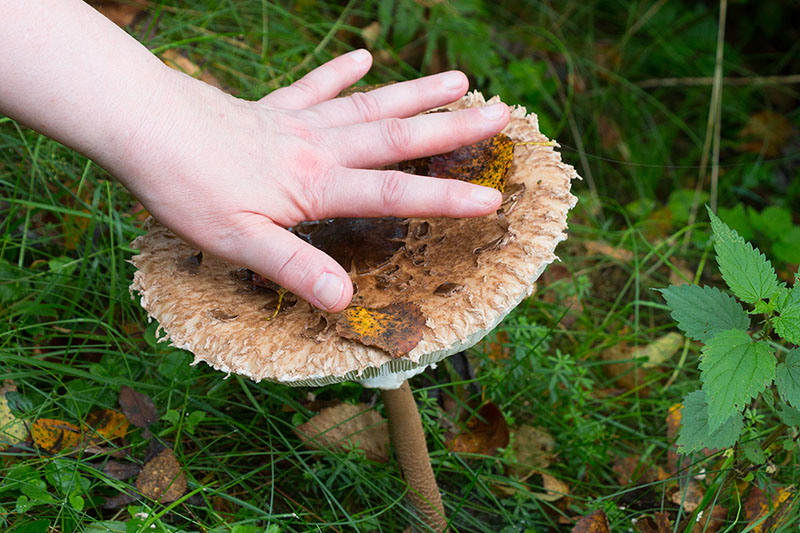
[130,91,578,531]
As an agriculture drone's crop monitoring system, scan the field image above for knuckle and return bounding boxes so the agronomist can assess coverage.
[293,153,335,218]
[380,118,412,156]
[379,171,408,210]
[348,92,382,122]
[291,78,320,102]
[275,246,316,290]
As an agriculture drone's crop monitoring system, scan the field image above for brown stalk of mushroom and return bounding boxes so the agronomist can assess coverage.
[130,92,578,531]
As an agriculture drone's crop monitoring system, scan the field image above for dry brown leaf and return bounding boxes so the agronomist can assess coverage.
[361,21,381,49]
[336,303,425,358]
[31,418,82,453]
[668,258,695,286]
[136,448,187,503]
[636,511,672,533]
[738,111,795,157]
[533,472,569,502]
[507,425,555,476]
[670,480,704,512]
[446,402,509,456]
[89,0,147,27]
[102,460,142,481]
[118,385,157,429]
[602,334,682,391]
[745,485,795,532]
[296,402,389,462]
[689,504,728,533]
[572,509,611,532]
[584,240,634,262]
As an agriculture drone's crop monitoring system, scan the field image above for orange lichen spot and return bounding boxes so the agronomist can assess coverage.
[336,302,425,358]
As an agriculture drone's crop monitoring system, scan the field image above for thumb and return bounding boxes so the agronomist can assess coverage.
[234,221,353,312]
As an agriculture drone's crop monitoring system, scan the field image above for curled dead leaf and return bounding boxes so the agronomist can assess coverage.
[296,402,389,462]
[572,509,610,532]
[446,402,509,456]
[135,448,187,503]
[335,302,425,358]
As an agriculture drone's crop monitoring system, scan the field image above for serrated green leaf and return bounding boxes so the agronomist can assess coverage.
[776,349,800,408]
[775,302,800,344]
[677,390,743,453]
[708,208,779,303]
[700,330,775,431]
[777,403,800,426]
[659,284,750,343]
[741,440,767,465]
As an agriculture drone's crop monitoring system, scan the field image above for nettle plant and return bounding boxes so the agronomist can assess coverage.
[660,208,800,454]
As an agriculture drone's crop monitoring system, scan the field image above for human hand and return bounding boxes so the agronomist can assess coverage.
[116,49,509,312]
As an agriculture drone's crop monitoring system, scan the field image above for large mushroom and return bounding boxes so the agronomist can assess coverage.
[130,91,578,531]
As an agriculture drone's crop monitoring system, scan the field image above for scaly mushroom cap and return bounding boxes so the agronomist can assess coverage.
[130,91,579,388]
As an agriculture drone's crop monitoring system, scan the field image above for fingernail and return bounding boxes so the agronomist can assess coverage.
[313,272,344,310]
[350,49,371,63]
[479,103,506,121]
[441,71,465,90]
[470,185,501,206]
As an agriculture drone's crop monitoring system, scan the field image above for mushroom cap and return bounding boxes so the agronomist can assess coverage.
[130,91,579,389]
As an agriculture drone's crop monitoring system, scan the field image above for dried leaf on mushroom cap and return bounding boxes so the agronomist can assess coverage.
[129,91,579,388]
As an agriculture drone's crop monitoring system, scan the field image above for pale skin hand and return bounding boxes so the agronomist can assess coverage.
[0,0,510,312]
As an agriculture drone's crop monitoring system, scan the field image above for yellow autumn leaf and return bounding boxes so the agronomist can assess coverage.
[31,418,82,453]
[335,302,425,358]
[0,384,28,450]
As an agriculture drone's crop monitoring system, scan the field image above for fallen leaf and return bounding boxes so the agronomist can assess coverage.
[101,460,142,481]
[572,509,610,532]
[533,472,570,502]
[670,480,704,512]
[118,386,158,429]
[639,333,684,368]
[0,380,28,450]
[296,402,389,462]
[636,511,672,533]
[602,334,682,390]
[361,21,381,49]
[738,111,795,157]
[689,504,728,533]
[612,455,668,486]
[427,134,515,192]
[507,425,555,476]
[31,418,82,453]
[336,302,425,358]
[88,0,147,27]
[583,240,634,262]
[136,448,187,503]
[83,409,129,443]
[446,402,509,456]
[745,485,795,532]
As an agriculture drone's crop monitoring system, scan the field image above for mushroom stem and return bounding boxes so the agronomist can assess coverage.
[381,380,448,532]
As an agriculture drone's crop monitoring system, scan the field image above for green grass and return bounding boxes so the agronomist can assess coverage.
[2,0,800,531]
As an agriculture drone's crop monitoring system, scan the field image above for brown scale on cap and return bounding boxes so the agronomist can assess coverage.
[130,91,579,386]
